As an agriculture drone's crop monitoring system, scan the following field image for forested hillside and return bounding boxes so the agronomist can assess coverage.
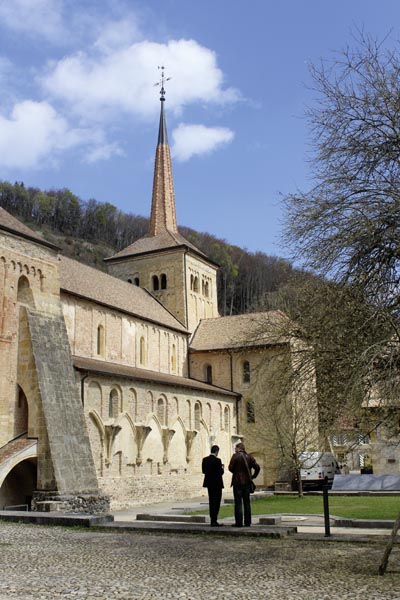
[0,180,298,315]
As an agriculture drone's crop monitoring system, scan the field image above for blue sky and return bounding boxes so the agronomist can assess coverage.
[0,1,400,257]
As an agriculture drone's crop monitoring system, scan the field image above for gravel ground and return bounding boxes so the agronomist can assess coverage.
[0,522,399,599]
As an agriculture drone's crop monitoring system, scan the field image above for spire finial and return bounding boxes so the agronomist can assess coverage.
[155,66,171,102]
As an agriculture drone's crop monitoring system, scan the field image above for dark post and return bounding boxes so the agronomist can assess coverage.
[322,482,331,537]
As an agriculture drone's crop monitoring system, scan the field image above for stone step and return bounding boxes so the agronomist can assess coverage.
[258,516,282,525]
[35,501,67,512]
[136,513,207,523]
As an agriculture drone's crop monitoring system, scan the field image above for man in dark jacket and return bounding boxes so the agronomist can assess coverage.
[228,442,260,527]
[202,445,224,526]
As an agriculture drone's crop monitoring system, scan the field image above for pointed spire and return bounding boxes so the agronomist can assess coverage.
[149,67,178,236]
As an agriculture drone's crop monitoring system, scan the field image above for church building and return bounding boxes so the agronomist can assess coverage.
[0,81,315,511]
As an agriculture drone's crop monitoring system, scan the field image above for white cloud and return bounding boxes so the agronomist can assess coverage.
[171,123,234,162]
[85,141,125,164]
[93,18,142,54]
[41,38,240,121]
[0,0,65,43]
[0,100,120,169]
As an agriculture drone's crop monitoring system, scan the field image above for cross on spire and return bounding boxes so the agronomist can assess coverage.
[155,66,171,102]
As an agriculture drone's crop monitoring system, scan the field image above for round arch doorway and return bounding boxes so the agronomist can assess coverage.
[0,457,37,510]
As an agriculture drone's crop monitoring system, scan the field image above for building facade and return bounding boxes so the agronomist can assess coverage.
[0,89,318,511]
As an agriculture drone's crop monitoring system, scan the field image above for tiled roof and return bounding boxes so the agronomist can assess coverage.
[0,207,58,250]
[190,311,289,352]
[59,255,188,334]
[104,230,211,262]
[73,355,238,398]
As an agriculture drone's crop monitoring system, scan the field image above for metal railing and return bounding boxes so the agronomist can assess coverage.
[3,504,29,511]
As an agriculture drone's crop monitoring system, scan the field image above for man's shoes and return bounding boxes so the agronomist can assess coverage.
[211,522,223,527]
[232,524,242,527]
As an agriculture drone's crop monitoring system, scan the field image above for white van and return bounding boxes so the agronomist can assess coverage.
[300,452,341,489]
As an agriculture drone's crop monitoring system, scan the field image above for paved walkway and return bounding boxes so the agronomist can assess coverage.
[0,495,399,598]
[0,519,399,599]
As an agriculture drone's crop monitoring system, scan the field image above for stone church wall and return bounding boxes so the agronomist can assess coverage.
[107,250,188,328]
[186,254,219,332]
[190,344,310,488]
[0,231,59,446]
[62,293,188,377]
[80,372,235,508]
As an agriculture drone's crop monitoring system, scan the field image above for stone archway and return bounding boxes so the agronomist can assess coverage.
[0,457,37,510]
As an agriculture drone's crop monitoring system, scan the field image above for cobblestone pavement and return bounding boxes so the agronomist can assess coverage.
[0,522,399,599]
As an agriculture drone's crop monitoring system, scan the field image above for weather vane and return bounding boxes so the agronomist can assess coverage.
[154,66,171,101]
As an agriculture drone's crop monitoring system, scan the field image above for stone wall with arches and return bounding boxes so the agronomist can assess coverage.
[0,231,59,446]
[79,371,237,508]
[62,293,188,378]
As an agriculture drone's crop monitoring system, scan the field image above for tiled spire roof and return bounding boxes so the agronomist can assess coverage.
[148,78,178,236]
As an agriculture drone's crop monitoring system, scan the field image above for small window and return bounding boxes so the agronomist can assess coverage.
[134,277,140,286]
[97,325,105,356]
[190,274,194,291]
[152,275,159,291]
[204,281,209,297]
[205,364,212,384]
[194,402,201,430]
[157,398,166,426]
[140,336,146,365]
[109,389,119,419]
[193,276,199,293]
[161,273,167,289]
[243,361,250,384]
[127,278,132,284]
[224,406,230,431]
[171,344,177,372]
[246,401,255,423]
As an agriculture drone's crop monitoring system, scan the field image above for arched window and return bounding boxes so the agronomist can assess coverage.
[14,386,28,436]
[205,364,212,384]
[161,273,167,289]
[127,278,132,283]
[97,324,105,356]
[243,361,250,384]
[171,344,177,372]
[246,401,255,423]
[17,275,34,305]
[157,397,166,426]
[224,406,230,431]
[129,388,137,421]
[152,275,159,291]
[193,276,199,293]
[108,389,120,419]
[204,281,209,298]
[134,277,140,286]
[201,280,205,295]
[140,336,146,365]
[194,402,201,430]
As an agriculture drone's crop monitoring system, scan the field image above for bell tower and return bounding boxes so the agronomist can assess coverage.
[105,68,219,333]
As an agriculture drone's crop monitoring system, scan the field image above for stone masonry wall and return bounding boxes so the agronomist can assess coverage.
[62,294,188,378]
[0,231,59,446]
[81,371,236,506]
[27,308,99,495]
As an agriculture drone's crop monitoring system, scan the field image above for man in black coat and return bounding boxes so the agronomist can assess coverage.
[202,445,224,526]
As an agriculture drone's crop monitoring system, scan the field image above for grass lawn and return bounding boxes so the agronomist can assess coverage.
[208,494,400,520]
